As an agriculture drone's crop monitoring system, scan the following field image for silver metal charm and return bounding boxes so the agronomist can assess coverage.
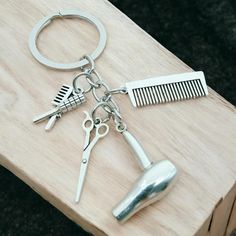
[28,8,205,221]
[33,88,86,131]
[125,71,208,107]
[75,111,109,203]
[112,129,178,222]
[27,10,177,222]
[51,84,74,106]
[42,84,74,130]
[28,9,107,70]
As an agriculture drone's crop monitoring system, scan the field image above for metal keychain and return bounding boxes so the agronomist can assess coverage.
[28,9,210,222]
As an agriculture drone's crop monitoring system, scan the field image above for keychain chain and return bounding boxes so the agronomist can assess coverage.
[29,10,179,221]
[73,55,127,132]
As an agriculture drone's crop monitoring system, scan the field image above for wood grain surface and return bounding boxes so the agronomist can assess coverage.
[0,0,236,235]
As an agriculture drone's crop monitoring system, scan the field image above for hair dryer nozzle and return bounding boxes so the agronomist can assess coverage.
[112,160,178,222]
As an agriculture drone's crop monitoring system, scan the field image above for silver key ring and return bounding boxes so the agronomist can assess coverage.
[28,9,107,70]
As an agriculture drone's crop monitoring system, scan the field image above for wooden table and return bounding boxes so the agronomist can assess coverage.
[0,0,236,235]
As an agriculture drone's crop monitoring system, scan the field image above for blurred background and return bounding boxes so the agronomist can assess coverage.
[1,0,235,235]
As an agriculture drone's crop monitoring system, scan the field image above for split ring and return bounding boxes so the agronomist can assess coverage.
[29,9,107,70]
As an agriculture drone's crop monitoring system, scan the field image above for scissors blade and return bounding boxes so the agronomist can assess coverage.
[75,152,90,203]
[83,131,91,150]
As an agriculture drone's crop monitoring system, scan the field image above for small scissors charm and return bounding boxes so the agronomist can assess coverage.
[75,111,109,203]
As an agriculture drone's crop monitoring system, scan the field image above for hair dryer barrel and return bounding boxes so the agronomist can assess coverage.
[112,159,178,222]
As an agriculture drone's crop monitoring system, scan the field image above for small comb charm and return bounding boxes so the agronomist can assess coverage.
[33,85,86,131]
[51,84,73,106]
[125,71,208,107]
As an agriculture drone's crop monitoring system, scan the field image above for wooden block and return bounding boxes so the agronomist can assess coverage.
[226,194,236,236]
[0,0,236,235]
[198,183,236,236]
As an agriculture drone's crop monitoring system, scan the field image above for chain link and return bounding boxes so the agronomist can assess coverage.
[72,72,92,94]
[92,81,110,102]
[80,55,95,73]
[105,87,127,95]
[74,55,126,129]
[86,70,102,88]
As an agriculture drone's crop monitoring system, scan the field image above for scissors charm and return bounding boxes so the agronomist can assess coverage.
[75,111,109,203]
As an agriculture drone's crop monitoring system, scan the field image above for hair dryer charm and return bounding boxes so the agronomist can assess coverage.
[112,123,178,222]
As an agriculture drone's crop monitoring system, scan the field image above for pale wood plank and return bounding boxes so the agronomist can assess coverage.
[0,0,236,235]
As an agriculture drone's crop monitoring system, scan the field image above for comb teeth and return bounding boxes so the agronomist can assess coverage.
[51,84,73,106]
[126,71,208,107]
[133,79,206,107]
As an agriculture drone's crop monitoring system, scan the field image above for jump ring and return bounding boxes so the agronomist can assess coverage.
[91,102,112,123]
[80,55,95,73]
[86,70,102,88]
[101,99,121,123]
[28,9,107,70]
[116,122,127,133]
[106,98,120,113]
[72,72,92,94]
[92,81,110,102]
[102,94,112,102]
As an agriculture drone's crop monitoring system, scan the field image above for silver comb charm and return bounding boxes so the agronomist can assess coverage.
[46,84,74,130]
[52,84,73,106]
[33,85,86,131]
[125,71,208,107]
